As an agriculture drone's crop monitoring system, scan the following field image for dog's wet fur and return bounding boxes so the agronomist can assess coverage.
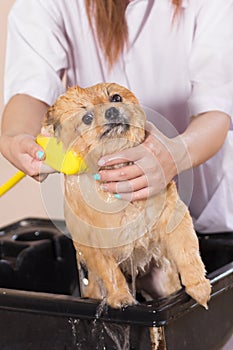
[43,83,211,309]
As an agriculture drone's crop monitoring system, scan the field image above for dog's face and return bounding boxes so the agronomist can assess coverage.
[43,83,146,165]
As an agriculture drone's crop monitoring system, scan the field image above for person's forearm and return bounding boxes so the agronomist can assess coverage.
[177,111,231,172]
[1,94,49,137]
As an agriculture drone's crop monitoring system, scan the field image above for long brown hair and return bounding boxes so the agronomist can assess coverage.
[85,0,181,69]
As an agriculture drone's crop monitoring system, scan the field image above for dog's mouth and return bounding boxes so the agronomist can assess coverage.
[100,122,130,139]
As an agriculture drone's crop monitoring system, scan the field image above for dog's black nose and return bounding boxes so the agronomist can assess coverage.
[105,107,120,121]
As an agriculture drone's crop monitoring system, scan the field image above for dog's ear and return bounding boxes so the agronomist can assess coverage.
[41,105,61,137]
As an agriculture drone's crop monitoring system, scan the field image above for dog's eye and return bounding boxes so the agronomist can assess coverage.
[82,113,94,125]
[110,94,122,103]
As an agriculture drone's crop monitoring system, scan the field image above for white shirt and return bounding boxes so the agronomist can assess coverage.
[4,0,233,232]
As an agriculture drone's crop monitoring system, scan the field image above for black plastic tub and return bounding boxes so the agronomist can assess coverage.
[0,218,232,350]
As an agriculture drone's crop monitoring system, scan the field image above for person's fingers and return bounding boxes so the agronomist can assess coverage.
[100,174,148,194]
[98,163,143,182]
[39,163,56,174]
[18,136,57,176]
[98,144,145,167]
[94,124,177,202]
[97,143,159,184]
[19,135,45,160]
[98,124,169,170]
[116,186,151,202]
[32,162,57,181]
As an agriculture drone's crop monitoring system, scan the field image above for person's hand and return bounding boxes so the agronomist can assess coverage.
[94,122,189,201]
[0,133,55,182]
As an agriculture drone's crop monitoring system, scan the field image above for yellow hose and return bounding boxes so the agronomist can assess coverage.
[0,170,26,197]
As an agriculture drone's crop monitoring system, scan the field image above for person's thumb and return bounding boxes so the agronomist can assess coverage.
[20,135,45,161]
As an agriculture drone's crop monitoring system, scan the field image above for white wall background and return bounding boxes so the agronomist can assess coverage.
[0,0,64,227]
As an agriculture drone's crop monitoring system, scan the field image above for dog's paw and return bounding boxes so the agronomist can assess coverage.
[186,278,211,309]
[107,291,136,309]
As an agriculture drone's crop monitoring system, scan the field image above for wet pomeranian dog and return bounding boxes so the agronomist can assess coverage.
[42,83,211,309]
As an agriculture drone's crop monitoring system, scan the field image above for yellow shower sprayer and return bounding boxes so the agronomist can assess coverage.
[0,135,87,197]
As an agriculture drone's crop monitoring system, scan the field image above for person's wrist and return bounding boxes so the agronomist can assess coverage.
[170,135,192,175]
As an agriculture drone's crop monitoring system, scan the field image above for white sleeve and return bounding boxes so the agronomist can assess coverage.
[4,0,68,105]
[188,0,233,118]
